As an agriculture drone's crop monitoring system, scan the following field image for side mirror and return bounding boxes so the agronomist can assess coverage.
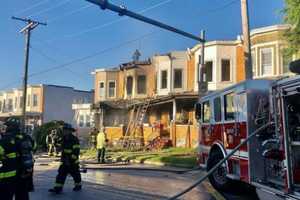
[289,59,300,74]
[195,103,202,120]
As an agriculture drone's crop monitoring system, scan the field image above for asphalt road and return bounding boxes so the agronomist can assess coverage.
[30,156,258,200]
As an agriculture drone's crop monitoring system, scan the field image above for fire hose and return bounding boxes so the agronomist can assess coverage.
[167,122,273,200]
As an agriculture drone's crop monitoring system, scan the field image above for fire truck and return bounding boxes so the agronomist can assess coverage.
[195,60,300,200]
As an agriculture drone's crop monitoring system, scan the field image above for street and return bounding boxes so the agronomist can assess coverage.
[30,156,258,200]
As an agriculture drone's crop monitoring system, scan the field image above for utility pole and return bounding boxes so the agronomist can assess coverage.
[241,0,253,80]
[199,30,207,96]
[12,16,46,132]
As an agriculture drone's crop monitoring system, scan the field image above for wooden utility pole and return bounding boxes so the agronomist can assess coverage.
[241,0,253,80]
[12,16,46,132]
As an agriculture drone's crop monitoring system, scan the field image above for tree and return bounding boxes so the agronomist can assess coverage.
[283,0,300,56]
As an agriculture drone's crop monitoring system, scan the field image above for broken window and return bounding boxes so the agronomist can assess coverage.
[203,101,211,123]
[174,69,183,89]
[126,76,133,96]
[99,82,105,98]
[214,97,221,122]
[261,48,272,76]
[161,70,168,89]
[224,93,235,121]
[137,75,146,94]
[205,61,213,82]
[221,59,231,81]
[108,81,116,98]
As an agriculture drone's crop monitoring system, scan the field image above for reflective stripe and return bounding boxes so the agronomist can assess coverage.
[0,170,17,179]
[63,149,72,153]
[6,152,17,159]
[55,183,63,187]
[16,134,23,139]
[73,145,80,149]
[0,146,4,156]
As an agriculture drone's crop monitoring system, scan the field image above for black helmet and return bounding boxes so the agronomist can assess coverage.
[62,123,76,132]
[4,118,21,134]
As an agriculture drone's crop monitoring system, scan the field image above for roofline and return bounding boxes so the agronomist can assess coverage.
[190,40,240,53]
[250,24,290,37]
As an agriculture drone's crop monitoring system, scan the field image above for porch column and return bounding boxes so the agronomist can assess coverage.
[172,99,176,122]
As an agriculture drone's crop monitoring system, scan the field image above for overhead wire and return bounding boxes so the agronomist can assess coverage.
[14,0,49,16]
[27,0,72,18]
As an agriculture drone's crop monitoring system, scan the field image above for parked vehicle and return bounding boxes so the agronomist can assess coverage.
[195,60,300,199]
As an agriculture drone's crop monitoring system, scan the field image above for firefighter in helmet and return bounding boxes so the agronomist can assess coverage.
[0,121,18,200]
[49,123,81,194]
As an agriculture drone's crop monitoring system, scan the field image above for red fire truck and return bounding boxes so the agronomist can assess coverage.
[196,60,300,199]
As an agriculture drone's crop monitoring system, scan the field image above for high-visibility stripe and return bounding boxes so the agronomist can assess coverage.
[73,145,80,149]
[6,152,17,159]
[0,170,17,179]
[55,183,64,187]
[63,149,72,153]
[0,146,4,156]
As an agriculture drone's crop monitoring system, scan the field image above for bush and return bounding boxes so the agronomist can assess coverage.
[33,120,64,150]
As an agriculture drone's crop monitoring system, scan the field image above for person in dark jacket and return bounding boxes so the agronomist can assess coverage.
[0,121,18,200]
[49,123,81,194]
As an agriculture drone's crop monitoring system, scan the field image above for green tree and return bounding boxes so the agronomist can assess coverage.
[283,0,300,56]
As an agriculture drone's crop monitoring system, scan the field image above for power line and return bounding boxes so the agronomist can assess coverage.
[14,0,49,16]
[203,0,239,14]
[27,0,72,18]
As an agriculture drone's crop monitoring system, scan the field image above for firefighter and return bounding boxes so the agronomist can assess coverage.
[0,121,18,200]
[49,123,81,194]
[96,127,106,164]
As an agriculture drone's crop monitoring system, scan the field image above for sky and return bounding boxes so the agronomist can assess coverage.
[0,0,285,91]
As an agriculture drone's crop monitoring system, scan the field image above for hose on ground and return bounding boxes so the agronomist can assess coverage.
[167,122,273,200]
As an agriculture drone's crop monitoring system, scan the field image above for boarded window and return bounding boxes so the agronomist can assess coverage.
[161,70,168,89]
[261,48,272,76]
[108,81,116,98]
[137,75,146,94]
[33,94,38,107]
[99,82,105,98]
[214,97,222,122]
[126,76,133,96]
[221,59,231,81]
[205,61,213,82]
[224,93,235,121]
[174,69,183,89]
[203,101,211,123]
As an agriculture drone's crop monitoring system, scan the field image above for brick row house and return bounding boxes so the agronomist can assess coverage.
[92,24,298,148]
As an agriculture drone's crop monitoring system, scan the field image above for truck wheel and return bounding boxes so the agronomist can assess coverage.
[207,152,233,191]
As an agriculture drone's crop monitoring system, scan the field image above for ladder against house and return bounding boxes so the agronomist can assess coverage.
[122,99,151,149]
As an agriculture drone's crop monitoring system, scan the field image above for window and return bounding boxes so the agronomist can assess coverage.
[161,70,168,89]
[214,97,222,122]
[79,115,84,127]
[126,76,133,96]
[108,81,116,98]
[174,69,183,89]
[14,97,18,109]
[224,93,235,121]
[27,94,31,106]
[19,96,23,109]
[283,53,293,74]
[99,82,105,98]
[137,75,146,94]
[221,59,231,81]
[8,99,13,111]
[86,115,91,127]
[33,94,38,107]
[202,101,211,123]
[0,101,2,112]
[261,48,272,76]
[205,61,213,82]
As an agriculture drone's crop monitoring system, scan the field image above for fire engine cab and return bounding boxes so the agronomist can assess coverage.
[195,60,300,200]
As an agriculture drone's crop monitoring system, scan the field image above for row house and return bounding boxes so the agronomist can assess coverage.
[0,84,92,133]
[92,24,298,148]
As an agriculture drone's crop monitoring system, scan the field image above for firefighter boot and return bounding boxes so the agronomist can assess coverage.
[48,187,62,194]
[73,185,82,192]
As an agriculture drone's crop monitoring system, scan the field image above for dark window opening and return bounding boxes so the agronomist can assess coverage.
[161,70,168,89]
[214,97,222,122]
[174,69,183,89]
[205,61,213,82]
[221,59,231,81]
[126,76,133,96]
[137,75,146,94]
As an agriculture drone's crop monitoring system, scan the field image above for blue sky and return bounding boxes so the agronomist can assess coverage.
[0,0,284,91]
